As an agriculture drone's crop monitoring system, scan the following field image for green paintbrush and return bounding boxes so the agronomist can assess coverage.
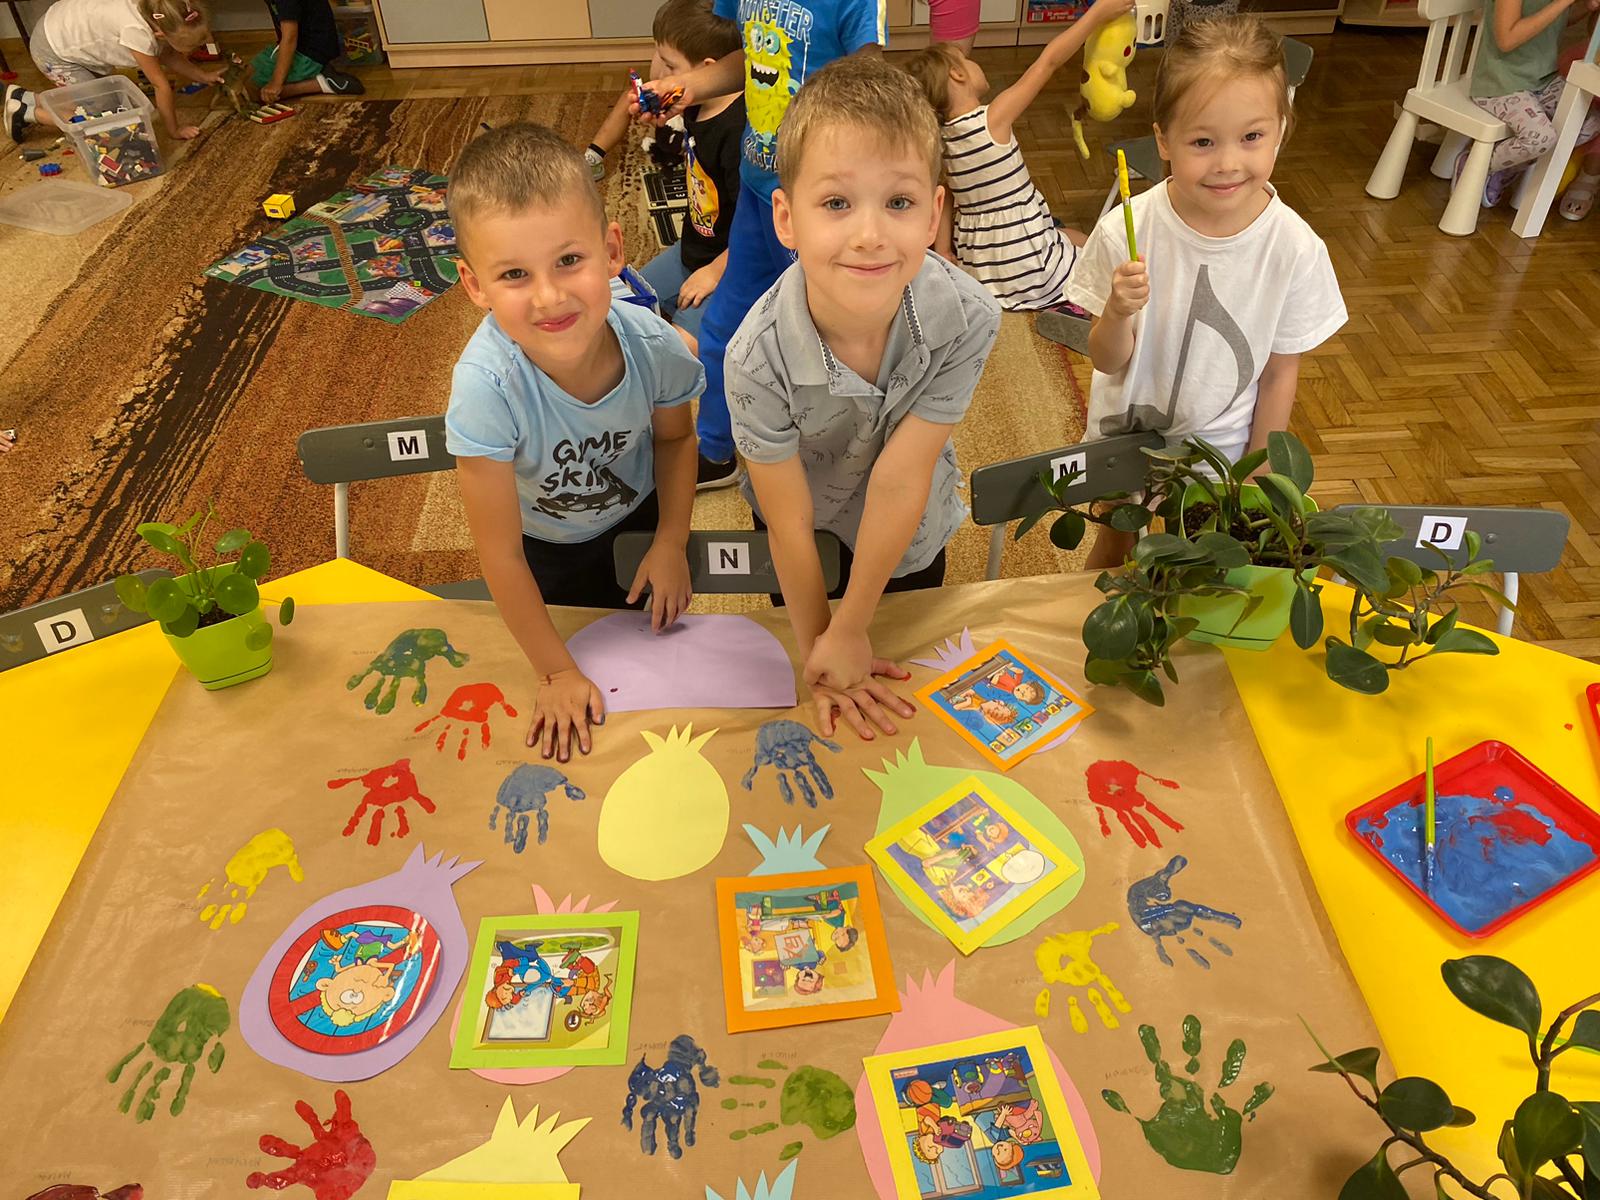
[1423,736,1436,894]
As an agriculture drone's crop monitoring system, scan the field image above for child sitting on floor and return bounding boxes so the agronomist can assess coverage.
[726,57,1001,741]
[445,123,703,762]
[1464,0,1600,215]
[4,0,224,143]
[1067,15,1347,569]
[901,0,1133,312]
[252,0,365,103]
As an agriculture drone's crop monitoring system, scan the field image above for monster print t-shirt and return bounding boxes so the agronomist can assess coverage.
[713,0,888,201]
[445,303,705,543]
[681,96,747,272]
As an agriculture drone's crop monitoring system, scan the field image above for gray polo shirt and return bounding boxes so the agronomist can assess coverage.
[726,252,1001,576]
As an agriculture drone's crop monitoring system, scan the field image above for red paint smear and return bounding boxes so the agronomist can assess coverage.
[247,1090,375,1200]
[1085,760,1184,848]
[1478,807,1553,847]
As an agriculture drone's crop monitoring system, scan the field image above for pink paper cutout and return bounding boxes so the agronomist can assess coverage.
[566,613,796,713]
[852,960,1100,1197]
[909,628,1082,754]
[240,846,479,1082]
[460,884,618,1086]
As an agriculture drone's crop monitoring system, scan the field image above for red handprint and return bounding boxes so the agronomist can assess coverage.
[246,1090,375,1200]
[1086,760,1184,849]
[412,682,518,761]
[326,758,435,846]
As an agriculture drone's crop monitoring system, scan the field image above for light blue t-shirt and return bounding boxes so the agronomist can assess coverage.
[712,0,887,201]
[445,302,705,543]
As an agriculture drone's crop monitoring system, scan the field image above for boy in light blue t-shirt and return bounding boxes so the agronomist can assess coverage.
[445,123,704,763]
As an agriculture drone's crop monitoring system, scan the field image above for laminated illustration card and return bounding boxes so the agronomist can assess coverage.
[863,1026,1099,1199]
[714,865,899,1032]
[866,777,1078,955]
[915,639,1091,771]
[450,912,638,1069]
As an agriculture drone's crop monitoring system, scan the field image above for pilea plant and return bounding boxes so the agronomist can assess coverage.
[1306,955,1600,1199]
[1021,431,1508,704]
[114,503,294,648]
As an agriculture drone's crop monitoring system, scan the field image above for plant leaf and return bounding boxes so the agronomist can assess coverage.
[1325,638,1390,694]
[237,540,271,580]
[244,624,273,652]
[215,572,260,617]
[1336,1150,1407,1200]
[1230,447,1269,481]
[214,527,252,555]
[279,596,296,626]
[1013,510,1046,542]
[1121,669,1166,707]
[1195,531,1250,569]
[1267,430,1314,493]
[136,523,184,557]
[1050,510,1088,551]
[113,575,150,614]
[1257,472,1307,520]
[1084,656,1126,687]
[1424,606,1460,646]
[1107,503,1155,533]
[1513,1091,1582,1171]
[1378,1077,1455,1132]
[1324,545,1391,596]
[161,605,199,638]
[1307,1046,1381,1091]
[1430,628,1498,656]
[1574,1101,1600,1178]
[1084,600,1140,661]
[1372,623,1416,648]
[1448,1106,1477,1127]
[1570,1011,1600,1052]
[1442,956,1542,1040]
[1388,556,1423,588]
[1290,583,1324,649]
[145,577,189,624]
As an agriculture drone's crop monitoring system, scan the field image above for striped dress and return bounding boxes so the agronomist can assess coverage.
[942,105,1076,311]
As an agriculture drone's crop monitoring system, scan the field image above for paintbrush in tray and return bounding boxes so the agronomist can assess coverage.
[1423,736,1436,895]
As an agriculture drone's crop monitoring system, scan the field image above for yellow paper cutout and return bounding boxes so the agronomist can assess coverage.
[388,1099,587,1198]
[197,827,304,929]
[597,725,728,881]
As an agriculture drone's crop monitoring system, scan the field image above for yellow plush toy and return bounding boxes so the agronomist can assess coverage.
[1072,12,1139,158]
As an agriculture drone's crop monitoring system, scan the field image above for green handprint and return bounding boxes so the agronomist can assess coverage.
[108,984,229,1123]
[1101,1014,1273,1174]
[347,628,468,715]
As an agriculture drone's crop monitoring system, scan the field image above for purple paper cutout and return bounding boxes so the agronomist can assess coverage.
[240,845,480,1082]
[566,613,796,713]
[909,627,1082,754]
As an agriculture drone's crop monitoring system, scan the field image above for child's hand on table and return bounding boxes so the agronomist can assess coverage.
[528,668,605,763]
[809,674,915,741]
[1106,258,1149,320]
[627,541,693,632]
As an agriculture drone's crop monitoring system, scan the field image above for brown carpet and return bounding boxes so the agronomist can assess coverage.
[0,93,1086,615]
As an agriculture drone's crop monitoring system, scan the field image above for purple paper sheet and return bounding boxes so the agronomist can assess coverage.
[240,846,479,1082]
[566,613,796,713]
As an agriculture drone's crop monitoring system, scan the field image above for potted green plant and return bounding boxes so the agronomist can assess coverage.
[1305,955,1600,1199]
[1020,431,1508,704]
[114,504,295,690]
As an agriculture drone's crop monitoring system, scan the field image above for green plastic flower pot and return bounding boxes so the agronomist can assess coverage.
[1173,481,1319,651]
[162,565,273,690]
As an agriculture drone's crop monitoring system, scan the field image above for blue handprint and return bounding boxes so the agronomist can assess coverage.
[741,720,841,808]
[1127,855,1242,969]
[490,764,586,853]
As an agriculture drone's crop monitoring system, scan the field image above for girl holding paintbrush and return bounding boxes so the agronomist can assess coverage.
[1066,16,1347,569]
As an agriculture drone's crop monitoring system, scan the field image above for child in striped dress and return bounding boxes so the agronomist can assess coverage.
[902,0,1133,311]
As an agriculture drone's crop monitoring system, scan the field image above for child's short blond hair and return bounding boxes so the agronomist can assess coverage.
[775,55,943,193]
[899,42,967,119]
[448,122,607,258]
[652,0,741,64]
[1153,15,1295,142]
[140,0,211,51]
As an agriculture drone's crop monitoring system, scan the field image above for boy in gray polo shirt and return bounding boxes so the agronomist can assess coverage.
[726,57,1000,741]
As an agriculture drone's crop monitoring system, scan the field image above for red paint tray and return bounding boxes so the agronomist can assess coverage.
[1345,739,1600,938]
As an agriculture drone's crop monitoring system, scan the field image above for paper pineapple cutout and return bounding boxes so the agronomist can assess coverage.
[598,725,728,881]
[743,823,830,875]
[706,1160,798,1200]
[389,1098,588,1194]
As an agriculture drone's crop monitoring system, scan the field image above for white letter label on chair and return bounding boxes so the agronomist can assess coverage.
[1050,452,1088,486]
[1416,515,1467,551]
[35,608,92,653]
[708,542,750,575]
[387,430,428,461]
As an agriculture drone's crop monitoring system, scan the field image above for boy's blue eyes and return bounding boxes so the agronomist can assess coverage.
[497,255,582,281]
[819,196,916,211]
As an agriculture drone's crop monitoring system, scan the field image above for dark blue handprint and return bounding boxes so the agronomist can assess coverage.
[490,764,586,853]
[1127,855,1242,969]
[741,720,841,808]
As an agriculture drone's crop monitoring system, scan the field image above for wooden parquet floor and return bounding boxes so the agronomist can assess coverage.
[2,25,1596,655]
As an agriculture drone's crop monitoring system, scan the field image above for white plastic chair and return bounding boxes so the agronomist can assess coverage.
[1365,0,1508,237]
[1511,40,1600,238]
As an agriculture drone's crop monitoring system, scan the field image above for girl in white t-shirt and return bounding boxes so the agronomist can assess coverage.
[3,0,223,145]
[1066,15,1347,568]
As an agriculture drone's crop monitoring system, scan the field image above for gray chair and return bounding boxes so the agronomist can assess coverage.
[1097,36,1314,218]
[1330,504,1569,638]
[0,569,172,673]
[296,415,490,599]
[969,431,1162,579]
[612,530,844,594]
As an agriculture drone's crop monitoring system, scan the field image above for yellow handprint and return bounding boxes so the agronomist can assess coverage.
[1034,922,1133,1034]
[197,828,305,930]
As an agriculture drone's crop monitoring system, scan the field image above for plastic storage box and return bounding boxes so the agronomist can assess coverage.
[333,3,384,65]
[36,76,166,188]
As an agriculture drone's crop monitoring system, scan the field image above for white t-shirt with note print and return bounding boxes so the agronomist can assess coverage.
[1066,179,1346,463]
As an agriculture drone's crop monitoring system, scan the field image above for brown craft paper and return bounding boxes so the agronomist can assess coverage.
[0,576,1385,1197]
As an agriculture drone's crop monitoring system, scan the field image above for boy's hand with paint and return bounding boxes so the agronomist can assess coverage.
[1105,258,1148,320]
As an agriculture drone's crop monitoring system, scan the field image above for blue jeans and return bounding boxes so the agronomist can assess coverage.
[637,243,707,339]
[695,184,794,463]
